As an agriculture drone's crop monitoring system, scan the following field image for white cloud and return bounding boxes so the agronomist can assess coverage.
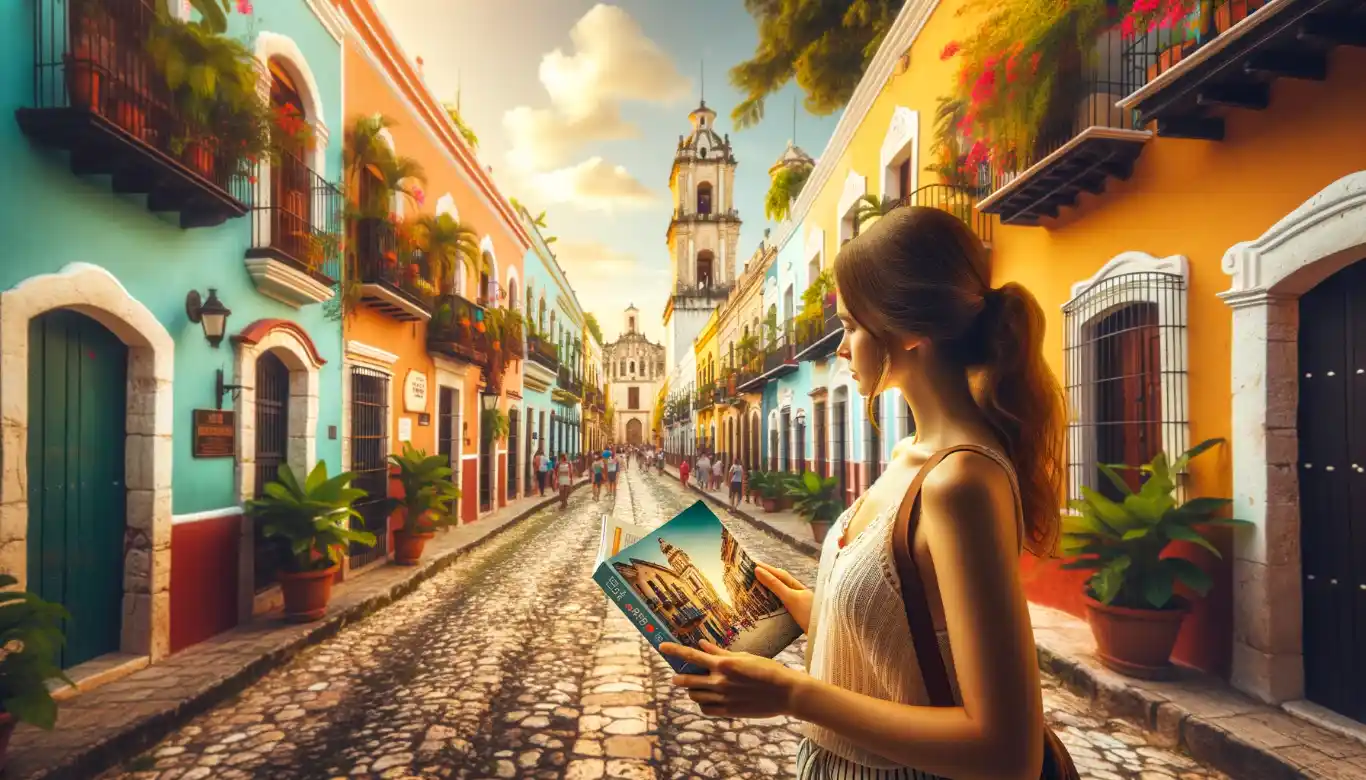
[502,4,690,171]
[554,241,668,341]
[530,157,656,212]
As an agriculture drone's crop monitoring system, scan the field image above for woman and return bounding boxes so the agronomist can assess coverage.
[727,459,744,510]
[556,453,573,510]
[591,453,604,500]
[662,207,1063,780]
[533,447,547,497]
[605,448,619,496]
[678,456,690,489]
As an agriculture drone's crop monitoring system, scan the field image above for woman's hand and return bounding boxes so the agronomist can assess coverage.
[755,563,813,633]
[660,640,805,719]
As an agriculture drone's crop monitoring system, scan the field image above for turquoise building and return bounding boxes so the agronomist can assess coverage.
[0,0,346,666]
[516,207,585,478]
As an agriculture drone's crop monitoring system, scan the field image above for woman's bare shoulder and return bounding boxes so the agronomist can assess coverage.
[919,449,1016,537]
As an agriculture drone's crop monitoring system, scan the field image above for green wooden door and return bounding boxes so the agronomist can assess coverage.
[27,310,128,668]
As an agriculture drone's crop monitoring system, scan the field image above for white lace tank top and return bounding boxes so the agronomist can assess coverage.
[802,447,1022,769]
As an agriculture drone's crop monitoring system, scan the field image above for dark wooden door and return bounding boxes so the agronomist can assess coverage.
[780,409,791,472]
[28,310,127,668]
[814,401,828,478]
[507,409,520,499]
[833,400,848,506]
[1298,261,1366,723]
[254,351,290,591]
[1095,303,1162,498]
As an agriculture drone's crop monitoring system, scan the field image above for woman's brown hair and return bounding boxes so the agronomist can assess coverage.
[834,206,1065,557]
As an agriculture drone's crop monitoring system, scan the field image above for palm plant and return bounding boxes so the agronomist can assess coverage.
[787,472,843,523]
[765,163,813,222]
[344,115,428,217]
[416,213,480,293]
[383,442,460,536]
[853,194,901,229]
[245,462,376,572]
[0,576,72,730]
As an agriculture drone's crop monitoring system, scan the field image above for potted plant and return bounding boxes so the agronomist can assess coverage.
[1061,438,1251,678]
[750,471,789,513]
[245,462,376,622]
[66,0,113,112]
[383,443,460,565]
[0,575,73,769]
[787,471,844,543]
[484,306,505,353]
[483,407,510,443]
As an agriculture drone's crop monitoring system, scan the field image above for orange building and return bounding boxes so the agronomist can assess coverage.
[335,0,530,578]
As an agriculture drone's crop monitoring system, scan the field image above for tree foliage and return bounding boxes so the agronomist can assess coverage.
[583,312,605,345]
[730,0,905,129]
[764,162,813,222]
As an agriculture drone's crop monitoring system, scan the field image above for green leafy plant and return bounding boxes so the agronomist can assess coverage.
[482,407,510,442]
[853,194,901,228]
[0,576,73,730]
[417,213,481,294]
[749,470,794,501]
[383,442,460,535]
[246,462,376,572]
[1061,438,1252,610]
[787,472,844,523]
[765,162,813,222]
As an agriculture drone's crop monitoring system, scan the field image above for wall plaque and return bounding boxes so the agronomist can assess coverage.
[192,409,235,458]
[403,370,428,413]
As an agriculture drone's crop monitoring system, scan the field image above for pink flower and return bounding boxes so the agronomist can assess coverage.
[236,0,253,14]
[413,188,426,206]
[1030,52,1041,74]
[1120,15,1137,38]
[970,69,997,105]
[940,41,960,60]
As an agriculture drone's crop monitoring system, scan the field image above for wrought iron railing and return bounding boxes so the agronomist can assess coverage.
[249,149,343,284]
[503,315,525,360]
[24,0,251,205]
[1128,0,1268,84]
[528,335,559,372]
[428,292,491,366]
[762,322,797,375]
[673,280,736,299]
[355,218,433,310]
[899,184,993,245]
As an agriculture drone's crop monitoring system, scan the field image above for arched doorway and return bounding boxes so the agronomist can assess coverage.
[697,182,713,214]
[696,251,714,288]
[1297,259,1366,722]
[268,60,313,265]
[627,418,643,446]
[28,310,128,667]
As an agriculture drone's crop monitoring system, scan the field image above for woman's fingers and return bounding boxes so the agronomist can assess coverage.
[756,563,807,591]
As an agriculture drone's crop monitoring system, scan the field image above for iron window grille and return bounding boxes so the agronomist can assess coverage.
[253,352,291,592]
[1063,270,1188,504]
[350,365,391,569]
[814,401,828,479]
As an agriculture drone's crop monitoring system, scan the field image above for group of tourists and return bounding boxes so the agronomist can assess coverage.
[530,448,576,509]
[589,447,622,500]
[675,451,747,510]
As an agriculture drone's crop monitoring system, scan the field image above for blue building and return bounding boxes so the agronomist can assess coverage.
[1,0,346,664]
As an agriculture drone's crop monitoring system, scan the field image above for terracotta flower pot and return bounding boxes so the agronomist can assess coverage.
[182,139,216,179]
[1084,595,1188,679]
[1215,0,1264,33]
[114,99,147,140]
[0,712,15,772]
[65,35,107,112]
[810,519,833,545]
[762,498,779,513]
[394,530,435,565]
[277,563,340,622]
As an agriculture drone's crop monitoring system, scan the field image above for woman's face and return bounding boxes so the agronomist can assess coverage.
[835,289,886,398]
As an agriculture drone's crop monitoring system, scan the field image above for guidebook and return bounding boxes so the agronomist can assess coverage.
[592,500,801,674]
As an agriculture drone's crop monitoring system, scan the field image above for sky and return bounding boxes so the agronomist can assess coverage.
[373,1,840,344]
[615,501,735,607]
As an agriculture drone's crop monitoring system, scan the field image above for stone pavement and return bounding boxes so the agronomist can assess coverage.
[666,464,1366,780]
[79,467,1228,780]
[4,484,586,780]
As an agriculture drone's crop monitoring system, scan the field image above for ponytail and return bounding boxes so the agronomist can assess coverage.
[974,282,1065,558]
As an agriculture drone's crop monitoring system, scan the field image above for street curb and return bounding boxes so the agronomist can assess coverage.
[668,470,1309,780]
[29,482,588,780]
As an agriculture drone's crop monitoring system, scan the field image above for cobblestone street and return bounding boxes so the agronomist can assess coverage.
[104,468,1228,780]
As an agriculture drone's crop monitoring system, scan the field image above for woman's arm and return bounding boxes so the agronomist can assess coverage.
[786,452,1044,780]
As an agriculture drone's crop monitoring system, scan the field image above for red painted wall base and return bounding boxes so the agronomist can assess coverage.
[170,513,240,653]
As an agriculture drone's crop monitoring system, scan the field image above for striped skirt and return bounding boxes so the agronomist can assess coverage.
[795,738,949,779]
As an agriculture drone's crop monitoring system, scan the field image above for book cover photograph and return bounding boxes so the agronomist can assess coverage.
[592,501,800,674]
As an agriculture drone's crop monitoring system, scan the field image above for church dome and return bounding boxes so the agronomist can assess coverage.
[768,139,814,176]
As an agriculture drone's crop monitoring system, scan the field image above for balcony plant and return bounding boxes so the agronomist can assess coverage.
[749,470,793,513]
[146,0,272,180]
[1061,438,1251,678]
[787,471,844,544]
[245,462,376,622]
[383,442,460,565]
[416,213,480,294]
[66,0,115,113]
[0,575,73,766]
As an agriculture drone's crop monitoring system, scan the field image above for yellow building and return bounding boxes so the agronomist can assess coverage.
[772,0,1366,716]
[692,309,721,453]
[715,239,777,472]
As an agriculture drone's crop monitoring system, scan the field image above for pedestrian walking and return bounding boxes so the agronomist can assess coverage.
[591,452,604,500]
[661,207,1075,780]
[533,447,547,497]
[678,457,690,488]
[555,453,573,510]
[727,459,744,510]
[695,452,711,494]
[604,447,619,496]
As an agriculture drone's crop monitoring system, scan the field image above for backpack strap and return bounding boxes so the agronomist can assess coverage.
[892,444,1021,708]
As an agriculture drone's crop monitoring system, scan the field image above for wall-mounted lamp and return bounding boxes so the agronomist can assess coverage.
[795,408,807,425]
[186,288,231,348]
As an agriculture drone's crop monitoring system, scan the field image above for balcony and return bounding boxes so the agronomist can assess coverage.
[976,30,1153,226]
[762,323,799,378]
[734,355,765,393]
[899,184,993,246]
[245,150,343,307]
[695,383,716,410]
[427,293,491,367]
[1121,0,1366,141]
[15,0,250,228]
[503,316,525,360]
[667,207,742,239]
[354,218,432,322]
[795,294,842,362]
[672,280,736,300]
[527,335,559,373]
[557,367,583,399]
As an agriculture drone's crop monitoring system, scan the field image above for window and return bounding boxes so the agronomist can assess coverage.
[697,182,713,215]
[350,366,391,569]
[629,387,640,410]
[1064,268,1188,503]
[897,159,911,202]
[696,251,714,287]
[630,360,635,374]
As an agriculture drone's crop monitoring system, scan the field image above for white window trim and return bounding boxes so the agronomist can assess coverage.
[879,107,920,202]
[1062,251,1190,503]
[836,172,867,245]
